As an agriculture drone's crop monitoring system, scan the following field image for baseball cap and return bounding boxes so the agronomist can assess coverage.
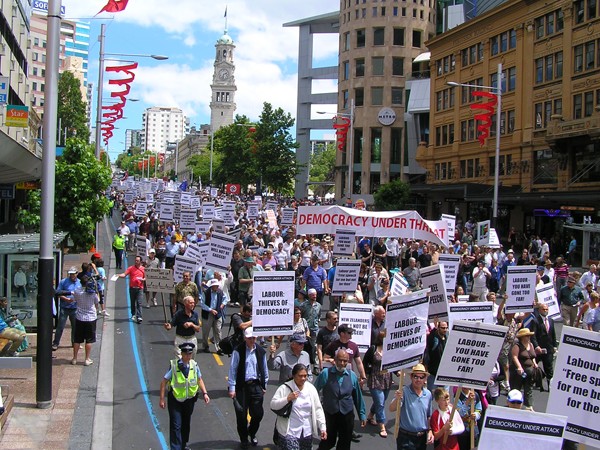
[290,333,307,344]
[92,252,101,259]
[507,389,523,403]
[244,327,255,338]
[148,248,156,254]
[67,266,78,274]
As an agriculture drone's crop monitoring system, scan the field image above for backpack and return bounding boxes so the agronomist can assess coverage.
[219,313,244,356]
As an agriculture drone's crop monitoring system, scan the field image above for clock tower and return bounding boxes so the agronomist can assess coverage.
[210,25,237,131]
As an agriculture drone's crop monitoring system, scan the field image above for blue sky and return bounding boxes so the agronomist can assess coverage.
[60,0,340,161]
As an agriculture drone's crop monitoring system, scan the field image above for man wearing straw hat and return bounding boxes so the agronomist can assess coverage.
[389,363,434,450]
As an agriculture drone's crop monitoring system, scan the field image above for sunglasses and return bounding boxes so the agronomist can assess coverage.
[412,374,426,380]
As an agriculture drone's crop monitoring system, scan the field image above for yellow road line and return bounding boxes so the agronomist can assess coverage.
[213,353,224,366]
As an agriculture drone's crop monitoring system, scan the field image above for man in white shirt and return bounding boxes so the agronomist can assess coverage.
[580,264,598,290]
[385,237,400,270]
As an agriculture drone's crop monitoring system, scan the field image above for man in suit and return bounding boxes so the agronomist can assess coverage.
[531,302,558,390]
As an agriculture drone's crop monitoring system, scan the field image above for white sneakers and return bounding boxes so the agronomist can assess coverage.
[84,359,93,366]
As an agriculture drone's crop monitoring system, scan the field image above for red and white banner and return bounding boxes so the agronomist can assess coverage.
[297,206,447,247]
[225,184,241,195]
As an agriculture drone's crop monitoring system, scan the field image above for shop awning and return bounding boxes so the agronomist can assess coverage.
[0,130,42,183]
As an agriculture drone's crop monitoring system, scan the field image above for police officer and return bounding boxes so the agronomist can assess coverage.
[159,343,210,450]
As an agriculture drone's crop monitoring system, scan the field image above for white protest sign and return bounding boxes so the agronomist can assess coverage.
[505,266,537,314]
[546,327,600,448]
[144,268,176,294]
[441,213,456,247]
[174,204,182,222]
[179,210,197,232]
[124,192,134,204]
[438,253,461,299]
[535,282,561,322]
[159,203,174,222]
[420,264,449,321]
[333,229,356,256]
[173,254,200,283]
[205,232,236,273]
[477,220,491,246]
[381,290,429,371]
[210,187,218,198]
[252,271,295,336]
[180,192,191,207]
[457,295,470,302]
[266,200,278,215]
[196,241,210,266]
[222,201,236,226]
[136,236,147,258]
[196,220,211,235]
[281,208,295,226]
[448,302,495,329]
[134,202,148,217]
[488,228,501,248]
[479,405,567,450]
[434,320,507,389]
[212,218,226,233]
[247,202,259,219]
[144,192,154,203]
[184,243,204,266]
[266,210,277,229]
[390,271,409,296]
[338,303,373,352]
[202,202,215,219]
[190,196,201,209]
[331,259,361,295]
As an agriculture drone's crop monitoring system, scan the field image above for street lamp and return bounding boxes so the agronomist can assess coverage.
[447,63,502,227]
[95,23,168,159]
[317,99,355,203]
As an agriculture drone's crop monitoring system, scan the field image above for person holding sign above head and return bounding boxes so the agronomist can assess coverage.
[509,328,539,411]
[389,363,434,450]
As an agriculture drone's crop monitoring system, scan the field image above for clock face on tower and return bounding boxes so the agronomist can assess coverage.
[218,69,230,81]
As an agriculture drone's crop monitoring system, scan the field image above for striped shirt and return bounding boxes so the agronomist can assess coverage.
[74,290,98,322]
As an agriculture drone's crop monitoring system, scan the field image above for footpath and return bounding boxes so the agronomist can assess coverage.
[0,217,115,450]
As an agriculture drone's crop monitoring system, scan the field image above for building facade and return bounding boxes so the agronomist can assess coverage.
[209,29,237,131]
[418,0,600,242]
[141,106,188,154]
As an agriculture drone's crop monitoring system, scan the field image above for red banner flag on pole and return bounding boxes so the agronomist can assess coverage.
[97,0,129,15]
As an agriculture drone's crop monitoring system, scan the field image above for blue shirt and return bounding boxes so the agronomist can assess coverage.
[302,265,327,291]
[399,384,432,433]
[57,276,82,309]
[228,344,269,392]
[201,289,229,312]
[166,241,180,258]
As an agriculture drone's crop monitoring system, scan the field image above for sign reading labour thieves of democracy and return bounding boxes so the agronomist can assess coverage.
[205,232,236,273]
[144,268,176,294]
[251,271,295,337]
[435,320,507,389]
[479,405,567,450]
[331,259,361,295]
[296,205,447,247]
[505,265,537,314]
[420,264,449,321]
[338,303,373,352]
[381,290,430,372]
[333,229,356,256]
[546,327,600,448]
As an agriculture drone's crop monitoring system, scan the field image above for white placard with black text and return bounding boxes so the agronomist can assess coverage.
[448,302,495,329]
[333,229,356,256]
[252,271,295,336]
[331,259,361,295]
[205,232,236,273]
[338,303,373,352]
[505,266,537,314]
[535,282,561,322]
[420,264,449,321]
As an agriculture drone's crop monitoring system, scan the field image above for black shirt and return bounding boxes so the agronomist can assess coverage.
[169,309,200,337]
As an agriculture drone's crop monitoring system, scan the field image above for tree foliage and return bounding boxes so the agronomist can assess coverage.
[57,71,90,142]
[212,103,300,195]
[373,178,411,211]
[18,139,112,250]
[187,148,222,186]
[309,143,336,197]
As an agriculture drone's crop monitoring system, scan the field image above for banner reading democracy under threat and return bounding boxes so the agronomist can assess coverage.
[381,290,429,372]
[297,206,447,247]
[546,327,600,448]
[252,271,295,336]
[479,405,567,450]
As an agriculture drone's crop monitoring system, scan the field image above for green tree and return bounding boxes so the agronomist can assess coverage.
[57,71,90,142]
[309,143,336,197]
[255,103,300,195]
[18,138,112,250]
[373,178,411,211]
[187,149,222,185]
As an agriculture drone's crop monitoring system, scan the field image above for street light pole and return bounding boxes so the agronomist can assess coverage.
[209,129,214,185]
[448,63,502,227]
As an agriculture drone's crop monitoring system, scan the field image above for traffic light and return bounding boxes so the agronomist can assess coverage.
[127,148,132,156]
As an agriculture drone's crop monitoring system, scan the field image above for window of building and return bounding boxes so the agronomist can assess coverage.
[391,128,402,164]
[536,9,565,38]
[34,37,39,46]
[343,32,351,51]
[393,6,398,16]
[355,88,364,107]
[393,28,405,45]
[585,91,594,116]
[343,90,349,109]
[434,124,454,146]
[533,149,558,184]
[356,58,365,77]
[489,154,512,177]
[413,8,417,18]
[575,0,585,24]
[412,29,422,47]
[382,6,386,16]
[371,128,382,163]
[589,0,597,20]
[585,41,595,69]
[372,56,385,75]
[372,87,384,105]
[373,6,378,17]
[372,28,384,46]
[391,87,403,105]
[574,44,584,72]
[356,29,366,47]
[460,78,483,104]
[342,61,350,80]
[461,43,483,66]
[392,57,404,75]
[574,94,583,119]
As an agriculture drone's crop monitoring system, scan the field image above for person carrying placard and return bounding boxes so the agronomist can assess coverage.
[455,387,481,450]
[389,363,434,450]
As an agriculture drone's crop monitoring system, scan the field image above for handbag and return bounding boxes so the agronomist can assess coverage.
[219,313,242,356]
[271,384,294,417]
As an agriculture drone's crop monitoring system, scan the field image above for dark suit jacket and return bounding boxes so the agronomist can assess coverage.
[530,312,558,353]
